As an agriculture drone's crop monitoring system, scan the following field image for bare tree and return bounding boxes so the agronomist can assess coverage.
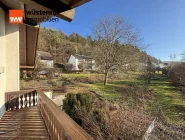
[145,57,155,84]
[91,16,141,85]
[169,53,177,61]
[171,63,185,86]
[170,52,185,86]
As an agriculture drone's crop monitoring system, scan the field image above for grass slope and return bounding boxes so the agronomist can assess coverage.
[75,73,185,125]
[149,76,185,125]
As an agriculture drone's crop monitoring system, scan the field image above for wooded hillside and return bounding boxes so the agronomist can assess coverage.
[38,27,159,65]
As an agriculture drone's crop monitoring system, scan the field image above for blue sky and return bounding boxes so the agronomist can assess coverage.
[41,0,185,61]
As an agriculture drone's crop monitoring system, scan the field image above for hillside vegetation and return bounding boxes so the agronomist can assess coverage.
[38,27,159,65]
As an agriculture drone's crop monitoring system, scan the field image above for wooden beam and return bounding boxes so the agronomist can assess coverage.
[34,24,40,68]
[32,0,70,13]
[26,24,39,66]
[59,0,91,8]
[58,8,75,22]
[20,66,34,69]
[60,0,70,5]
[19,25,27,66]
[20,3,26,19]
[17,0,75,22]
[69,0,91,8]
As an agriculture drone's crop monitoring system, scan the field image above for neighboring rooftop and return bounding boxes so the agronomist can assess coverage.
[74,54,93,61]
[37,51,53,60]
[162,61,181,63]
[161,61,182,65]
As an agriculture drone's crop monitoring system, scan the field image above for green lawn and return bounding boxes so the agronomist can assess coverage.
[62,73,185,125]
[62,73,103,78]
[148,77,185,125]
[82,74,185,125]
[82,82,122,99]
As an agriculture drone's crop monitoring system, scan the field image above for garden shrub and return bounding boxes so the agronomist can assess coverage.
[63,93,92,125]
[55,63,65,69]
[64,63,73,71]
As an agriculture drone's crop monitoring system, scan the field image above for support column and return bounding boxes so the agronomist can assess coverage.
[5,12,20,92]
[0,8,20,108]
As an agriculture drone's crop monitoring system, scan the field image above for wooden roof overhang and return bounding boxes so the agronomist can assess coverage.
[0,0,90,70]
[0,0,90,23]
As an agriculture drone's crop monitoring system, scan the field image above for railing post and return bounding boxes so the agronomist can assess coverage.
[35,92,38,105]
[27,93,30,107]
[22,94,25,108]
[18,94,21,109]
[31,92,33,106]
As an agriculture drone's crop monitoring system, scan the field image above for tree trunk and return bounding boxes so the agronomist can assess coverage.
[147,74,151,84]
[104,72,108,85]
[147,78,150,84]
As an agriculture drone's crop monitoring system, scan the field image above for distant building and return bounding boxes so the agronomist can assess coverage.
[159,61,181,69]
[68,55,95,70]
[37,51,54,68]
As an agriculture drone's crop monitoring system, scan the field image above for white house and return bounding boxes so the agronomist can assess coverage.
[68,55,95,70]
[37,51,54,68]
[159,61,181,69]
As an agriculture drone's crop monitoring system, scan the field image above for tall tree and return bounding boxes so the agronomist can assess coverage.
[145,57,154,84]
[91,16,141,85]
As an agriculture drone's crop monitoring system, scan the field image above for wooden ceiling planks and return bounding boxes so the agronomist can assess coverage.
[19,24,39,69]
[18,0,75,23]
[26,25,39,67]
[16,0,90,22]
[32,0,70,13]
[0,0,81,23]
